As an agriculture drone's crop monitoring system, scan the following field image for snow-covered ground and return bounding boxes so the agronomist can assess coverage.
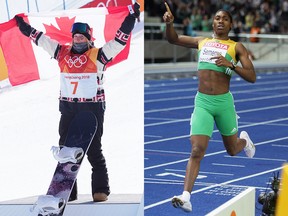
[0,13,144,202]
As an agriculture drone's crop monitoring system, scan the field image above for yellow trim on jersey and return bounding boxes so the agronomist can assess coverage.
[58,46,99,73]
[198,38,237,75]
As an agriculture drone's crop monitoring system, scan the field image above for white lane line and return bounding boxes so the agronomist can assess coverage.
[145,178,268,190]
[145,92,288,104]
[145,74,288,90]
[145,136,288,170]
[145,149,190,155]
[144,166,284,210]
[145,81,288,95]
[145,118,288,145]
[145,103,288,115]
[224,155,287,162]
[164,169,234,176]
[212,163,245,168]
[272,144,288,147]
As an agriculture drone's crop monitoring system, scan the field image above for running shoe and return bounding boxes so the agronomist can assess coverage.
[171,195,192,212]
[240,131,256,158]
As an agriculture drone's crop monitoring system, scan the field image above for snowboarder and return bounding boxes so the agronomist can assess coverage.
[15,2,140,202]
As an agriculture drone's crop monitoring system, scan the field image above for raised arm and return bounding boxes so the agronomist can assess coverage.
[15,15,59,59]
[98,2,140,71]
[163,2,203,48]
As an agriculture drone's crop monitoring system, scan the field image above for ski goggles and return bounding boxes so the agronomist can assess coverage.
[71,22,91,40]
[71,22,91,34]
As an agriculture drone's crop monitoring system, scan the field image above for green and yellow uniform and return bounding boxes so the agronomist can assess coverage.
[190,38,239,137]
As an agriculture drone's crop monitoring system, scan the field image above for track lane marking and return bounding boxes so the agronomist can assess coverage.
[144,166,284,210]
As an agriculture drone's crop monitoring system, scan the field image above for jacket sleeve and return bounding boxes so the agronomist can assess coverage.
[36,33,61,59]
[15,15,61,59]
[97,11,137,71]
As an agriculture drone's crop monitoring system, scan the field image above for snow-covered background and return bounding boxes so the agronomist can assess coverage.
[0,6,144,202]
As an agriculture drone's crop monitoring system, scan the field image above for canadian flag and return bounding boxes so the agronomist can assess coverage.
[0,6,131,88]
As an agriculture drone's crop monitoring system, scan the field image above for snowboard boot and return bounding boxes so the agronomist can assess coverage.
[93,193,108,202]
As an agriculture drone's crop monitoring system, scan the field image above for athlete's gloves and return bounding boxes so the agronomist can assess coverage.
[115,2,140,45]
[128,2,140,19]
[15,15,34,37]
[15,15,43,45]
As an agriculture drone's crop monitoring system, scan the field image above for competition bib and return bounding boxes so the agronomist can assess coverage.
[198,41,229,64]
[60,73,98,98]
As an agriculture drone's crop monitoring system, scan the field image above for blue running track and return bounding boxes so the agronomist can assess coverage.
[144,71,288,215]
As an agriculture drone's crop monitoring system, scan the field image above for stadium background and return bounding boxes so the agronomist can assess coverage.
[144,0,288,215]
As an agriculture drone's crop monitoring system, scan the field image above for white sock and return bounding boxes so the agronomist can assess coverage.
[182,191,191,202]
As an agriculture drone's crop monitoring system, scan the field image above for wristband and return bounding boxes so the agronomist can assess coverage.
[230,62,237,70]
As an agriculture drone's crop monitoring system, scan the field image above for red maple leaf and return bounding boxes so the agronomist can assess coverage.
[43,17,95,45]
[44,17,75,45]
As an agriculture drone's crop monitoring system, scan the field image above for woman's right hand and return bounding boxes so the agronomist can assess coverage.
[15,15,34,37]
[163,2,174,24]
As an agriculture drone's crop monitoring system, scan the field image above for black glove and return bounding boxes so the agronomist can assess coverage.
[114,2,140,45]
[128,2,140,19]
[15,15,34,37]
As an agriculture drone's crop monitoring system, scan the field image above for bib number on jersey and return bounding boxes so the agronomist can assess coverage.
[60,73,98,98]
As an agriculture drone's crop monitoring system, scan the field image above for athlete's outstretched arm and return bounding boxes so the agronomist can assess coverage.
[15,15,60,59]
[163,2,203,48]
[98,2,140,71]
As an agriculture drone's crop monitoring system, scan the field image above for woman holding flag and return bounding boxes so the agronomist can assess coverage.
[15,2,140,203]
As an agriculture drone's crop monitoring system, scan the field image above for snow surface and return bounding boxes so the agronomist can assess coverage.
[0,13,144,202]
